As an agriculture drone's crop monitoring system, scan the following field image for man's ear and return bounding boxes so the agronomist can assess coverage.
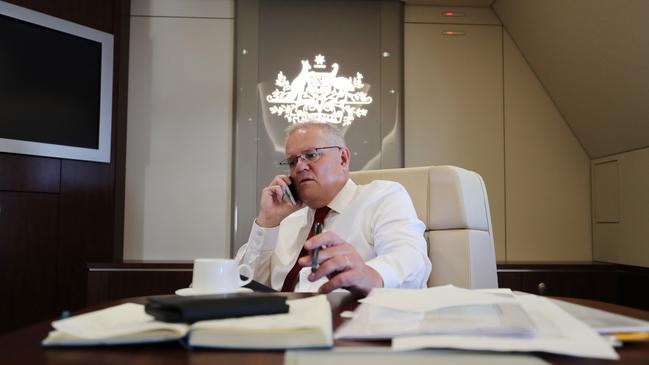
[340,147,350,170]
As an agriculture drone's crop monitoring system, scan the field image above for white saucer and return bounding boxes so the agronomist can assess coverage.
[175,287,253,296]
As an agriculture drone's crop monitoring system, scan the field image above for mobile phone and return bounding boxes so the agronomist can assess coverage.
[288,177,300,202]
[283,177,300,206]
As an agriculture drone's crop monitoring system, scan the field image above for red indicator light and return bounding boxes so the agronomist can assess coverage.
[441,11,466,17]
[442,30,466,36]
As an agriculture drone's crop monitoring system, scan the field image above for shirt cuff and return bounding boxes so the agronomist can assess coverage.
[248,221,280,252]
[365,258,401,289]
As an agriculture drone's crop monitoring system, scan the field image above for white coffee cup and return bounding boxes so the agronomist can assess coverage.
[190,258,253,294]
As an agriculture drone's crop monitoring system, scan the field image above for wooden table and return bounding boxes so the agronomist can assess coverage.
[2,293,648,365]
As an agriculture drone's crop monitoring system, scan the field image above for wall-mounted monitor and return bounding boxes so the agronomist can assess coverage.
[0,1,113,163]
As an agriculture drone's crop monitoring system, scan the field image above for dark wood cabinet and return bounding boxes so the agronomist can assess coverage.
[618,267,649,310]
[86,261,649,311]
[498,262,648,310]
[87,262,193,306]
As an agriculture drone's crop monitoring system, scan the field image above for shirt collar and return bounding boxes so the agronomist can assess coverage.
[326,178,357,214]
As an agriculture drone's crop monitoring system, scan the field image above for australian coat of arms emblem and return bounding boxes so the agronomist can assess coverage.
[266,54,372,126]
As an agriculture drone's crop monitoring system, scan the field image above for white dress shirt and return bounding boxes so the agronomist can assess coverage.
[235,178,431,291]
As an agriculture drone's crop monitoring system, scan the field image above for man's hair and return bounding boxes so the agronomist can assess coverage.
[285,121,347,148]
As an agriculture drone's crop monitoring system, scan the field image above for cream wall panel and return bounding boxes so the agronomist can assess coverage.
[131,0,233,18]
[503,31,591,261]
[593,148,649,268]
[404,22,506,260]
[125,12,233,259]
[593,161,619,223]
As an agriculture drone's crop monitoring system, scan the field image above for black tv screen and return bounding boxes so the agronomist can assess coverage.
[0,1,113,162]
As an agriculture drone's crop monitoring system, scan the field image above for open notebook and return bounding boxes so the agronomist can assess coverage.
[42,295,332,350]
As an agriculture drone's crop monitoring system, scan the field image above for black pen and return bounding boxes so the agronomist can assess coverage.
[311,222,323,273]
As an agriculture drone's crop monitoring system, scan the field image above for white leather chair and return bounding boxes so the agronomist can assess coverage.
[350,165,498,289]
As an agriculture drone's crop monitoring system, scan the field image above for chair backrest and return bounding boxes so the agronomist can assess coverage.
[350,165,498,289]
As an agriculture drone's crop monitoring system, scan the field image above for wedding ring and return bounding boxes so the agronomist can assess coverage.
[343,255,351,270]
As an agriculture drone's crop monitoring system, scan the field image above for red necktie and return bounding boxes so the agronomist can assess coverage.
[281,206,331,292]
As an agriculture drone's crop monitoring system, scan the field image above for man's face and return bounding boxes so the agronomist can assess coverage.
[285,127,349,209]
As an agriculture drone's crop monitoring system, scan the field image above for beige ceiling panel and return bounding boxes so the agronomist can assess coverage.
[493,0,649,158]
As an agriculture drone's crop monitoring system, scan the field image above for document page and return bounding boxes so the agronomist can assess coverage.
[285,348,551,365]
[358,285,516,313]
[392,294,619,360]
[335,302,535,339]
[550,298,649,334]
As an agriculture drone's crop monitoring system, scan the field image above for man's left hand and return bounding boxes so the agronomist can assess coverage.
[298,232,384,296]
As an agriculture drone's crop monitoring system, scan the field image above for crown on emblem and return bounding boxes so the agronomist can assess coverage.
[313,54,326,69]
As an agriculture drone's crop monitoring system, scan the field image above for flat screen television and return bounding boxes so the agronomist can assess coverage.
[0,1,113,163]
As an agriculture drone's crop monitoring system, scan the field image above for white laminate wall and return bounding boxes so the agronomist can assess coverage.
[503,31,591,261]
[593,148,649,268]
[404,22,506,260]
[404,6,593,261]
[124,0,234,260]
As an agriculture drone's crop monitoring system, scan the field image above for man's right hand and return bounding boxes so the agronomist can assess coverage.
[255,175,302,228]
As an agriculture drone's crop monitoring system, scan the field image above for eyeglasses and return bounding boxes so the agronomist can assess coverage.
[279,146,341,169]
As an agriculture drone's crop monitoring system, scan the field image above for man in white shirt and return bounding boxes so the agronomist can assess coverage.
[235,122,431,295]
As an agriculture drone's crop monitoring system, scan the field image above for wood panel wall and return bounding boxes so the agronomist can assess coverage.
[0,0,129,334]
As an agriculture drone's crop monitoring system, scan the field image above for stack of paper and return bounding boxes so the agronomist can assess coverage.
[336,286,533,339]
[334,285,619,360]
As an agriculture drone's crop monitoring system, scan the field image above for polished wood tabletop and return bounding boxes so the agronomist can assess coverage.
[2,293,648,365]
